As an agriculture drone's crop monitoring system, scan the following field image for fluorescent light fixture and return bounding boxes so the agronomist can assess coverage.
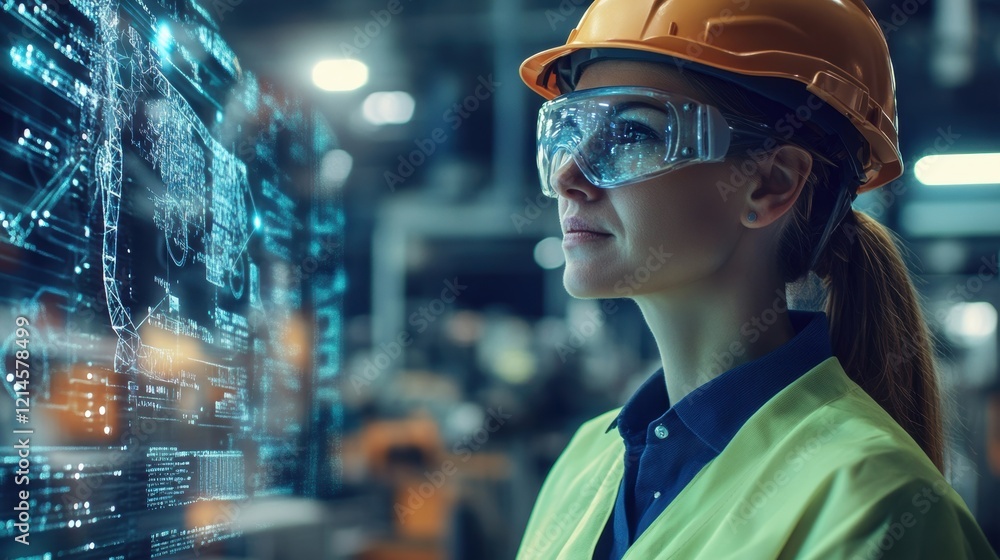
[914,153,1000,186]
[361,91,415,125]
[312,59,368,92]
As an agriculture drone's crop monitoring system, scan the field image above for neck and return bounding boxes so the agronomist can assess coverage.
[633,273,794,406]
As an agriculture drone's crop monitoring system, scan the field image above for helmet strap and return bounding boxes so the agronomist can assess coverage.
[808,179,859,272]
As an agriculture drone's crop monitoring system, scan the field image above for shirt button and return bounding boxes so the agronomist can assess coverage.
[654,424,669,439]
[653,491,661,499]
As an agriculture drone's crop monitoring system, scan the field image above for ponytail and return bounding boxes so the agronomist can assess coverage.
[811,208,945,473]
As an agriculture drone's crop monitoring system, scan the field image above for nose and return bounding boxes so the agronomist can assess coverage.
[549,149,603,201]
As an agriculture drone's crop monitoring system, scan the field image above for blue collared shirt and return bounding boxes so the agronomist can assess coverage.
[593,310,834,559]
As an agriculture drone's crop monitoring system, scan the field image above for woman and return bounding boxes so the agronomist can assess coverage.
[515,0,999,558]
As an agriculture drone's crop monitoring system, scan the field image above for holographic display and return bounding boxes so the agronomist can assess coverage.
[0,0,345,556]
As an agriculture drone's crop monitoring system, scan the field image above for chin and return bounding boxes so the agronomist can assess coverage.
[562,266,617,299]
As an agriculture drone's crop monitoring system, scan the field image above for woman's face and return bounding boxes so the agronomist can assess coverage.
[555,60,751,299]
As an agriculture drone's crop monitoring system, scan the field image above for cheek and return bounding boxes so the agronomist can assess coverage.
[619,175,740,274]
[682,186,738,246]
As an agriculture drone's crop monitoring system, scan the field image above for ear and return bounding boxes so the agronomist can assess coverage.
[742,145,813,228]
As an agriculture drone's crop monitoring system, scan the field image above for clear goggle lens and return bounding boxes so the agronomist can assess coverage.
[537,86,740,198]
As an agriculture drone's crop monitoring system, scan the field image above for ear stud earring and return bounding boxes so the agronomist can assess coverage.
[747,211,758,223]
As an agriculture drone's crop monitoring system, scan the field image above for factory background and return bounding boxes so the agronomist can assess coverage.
[0,0,998,558]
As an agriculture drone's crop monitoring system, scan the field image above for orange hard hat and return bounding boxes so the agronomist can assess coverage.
[520,0,903,194]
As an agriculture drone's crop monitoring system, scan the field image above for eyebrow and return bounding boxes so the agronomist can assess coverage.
[608,99,669,116]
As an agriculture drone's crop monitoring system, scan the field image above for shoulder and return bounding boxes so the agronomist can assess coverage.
[764,367,949,513]
[531,407,623,496]
[762,356,940,482]
[537,407,623,488]
[563,408,623,454]
[712,357,996,558]
[517,408,624,556]
[778,455,997,559]
[763,376,997,558]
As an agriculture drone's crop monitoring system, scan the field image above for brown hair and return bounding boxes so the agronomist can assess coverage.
[785,185,945,473]
[682,69,947,472]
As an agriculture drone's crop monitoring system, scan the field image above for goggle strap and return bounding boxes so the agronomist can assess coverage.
[702,105,732,162]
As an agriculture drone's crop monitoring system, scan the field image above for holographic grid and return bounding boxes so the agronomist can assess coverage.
[0,0,346,556]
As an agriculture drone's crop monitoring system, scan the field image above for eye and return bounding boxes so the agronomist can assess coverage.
[551,114,582,137]
[560,115,580,130]
[611,120,660,144]
[607,104,667,144]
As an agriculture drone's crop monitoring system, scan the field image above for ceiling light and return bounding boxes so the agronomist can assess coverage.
[915,153,1000,186]
[361,91,415,125]
[312,59,368,92]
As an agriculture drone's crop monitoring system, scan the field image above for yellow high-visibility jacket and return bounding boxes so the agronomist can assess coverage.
[516,356,999,559]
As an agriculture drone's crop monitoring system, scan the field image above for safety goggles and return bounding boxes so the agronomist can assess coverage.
[536,86,789,198]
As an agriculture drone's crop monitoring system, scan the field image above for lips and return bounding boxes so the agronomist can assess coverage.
[561,216,611,236]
